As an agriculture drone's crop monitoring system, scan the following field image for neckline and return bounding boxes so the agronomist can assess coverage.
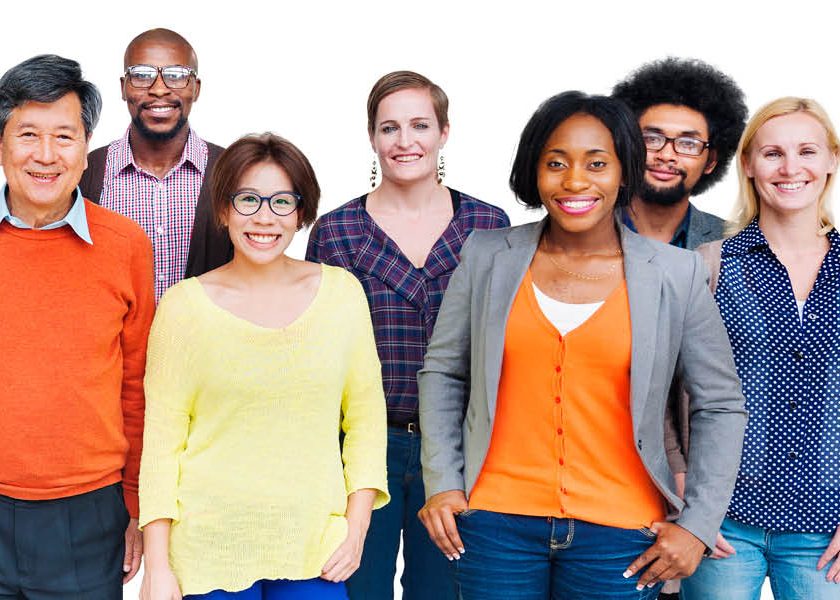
[192,263,326,332]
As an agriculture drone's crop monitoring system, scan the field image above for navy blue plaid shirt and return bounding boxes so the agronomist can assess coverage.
[306,189,509,424]
[718,219,840,532]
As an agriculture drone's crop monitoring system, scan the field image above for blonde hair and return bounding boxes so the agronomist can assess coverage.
[730,97,840,234]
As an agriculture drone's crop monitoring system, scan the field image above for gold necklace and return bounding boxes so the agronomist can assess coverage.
[541,237,623,281]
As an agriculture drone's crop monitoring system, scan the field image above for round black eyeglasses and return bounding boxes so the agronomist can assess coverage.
[230,191,301,217]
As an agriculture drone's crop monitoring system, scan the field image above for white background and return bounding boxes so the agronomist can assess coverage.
[3,0,835,596]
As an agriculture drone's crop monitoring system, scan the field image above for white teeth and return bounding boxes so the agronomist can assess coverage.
[394,155,420,162]
[149,106,174,113]
[247,233,278,243]
[777,182,806,191]
[562,199,595,209]
[30,173,57,180]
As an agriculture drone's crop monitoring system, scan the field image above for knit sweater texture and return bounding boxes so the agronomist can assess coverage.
[139,265,389,595]
[0,201,154,516]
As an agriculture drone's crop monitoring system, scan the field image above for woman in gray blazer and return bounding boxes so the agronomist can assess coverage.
[416,92,747,599]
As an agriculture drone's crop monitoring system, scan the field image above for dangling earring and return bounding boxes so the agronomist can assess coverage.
[437,153,446,183]
[370,158,378,189]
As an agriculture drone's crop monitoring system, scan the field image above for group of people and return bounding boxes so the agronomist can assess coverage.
[0,26,837,600]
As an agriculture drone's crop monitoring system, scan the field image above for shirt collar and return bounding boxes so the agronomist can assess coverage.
[1,186,93,244]
[110,126,207,177]
[726,218,840,257]
[620,203,693,248]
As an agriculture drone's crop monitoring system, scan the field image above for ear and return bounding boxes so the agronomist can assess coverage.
[828,150,839,175]
[439,123,450,148]
[193,77,202,102]
[703,148,718,175]
[742,152,754,178]
[120,77,127,102]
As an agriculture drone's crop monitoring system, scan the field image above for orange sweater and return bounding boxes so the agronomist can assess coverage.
[469,271,665,528]
[0,201,154,516]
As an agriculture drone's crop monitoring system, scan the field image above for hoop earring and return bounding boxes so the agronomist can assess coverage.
[437,154,446,183]
[370,158,378,189]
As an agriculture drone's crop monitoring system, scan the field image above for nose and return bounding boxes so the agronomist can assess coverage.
[34,135,57,164]
[563,164,590,193]
[252,200,277,223]
[147,70,170,97]
[654,140,677,162]
[398,126,411,148]
[779,155,801,177]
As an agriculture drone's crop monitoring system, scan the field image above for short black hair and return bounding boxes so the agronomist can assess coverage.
[0,54,101,137]
[612,57,747,195]
[510,91,645,209]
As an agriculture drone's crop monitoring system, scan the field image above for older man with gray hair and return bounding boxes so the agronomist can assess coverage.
[0,54,154,598]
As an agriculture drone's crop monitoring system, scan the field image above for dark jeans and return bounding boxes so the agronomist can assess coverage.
[0,483,128,599]
[454,509,663,599]
[346,428,456,600]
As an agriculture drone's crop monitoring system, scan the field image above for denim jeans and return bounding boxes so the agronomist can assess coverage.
[346,428,456,600]
[454,509,662,599]
[681,517,839,600]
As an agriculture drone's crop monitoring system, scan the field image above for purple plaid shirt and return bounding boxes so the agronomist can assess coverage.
[97,128,209,301]
[306,189,509,424]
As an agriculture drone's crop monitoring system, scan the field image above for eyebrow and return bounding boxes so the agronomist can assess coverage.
[643,126,704,137]
[15,122,80,132]
[546,148,610,155]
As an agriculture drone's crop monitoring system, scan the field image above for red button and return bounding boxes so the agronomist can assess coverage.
[562,488,568,495]
[555,366,561,373]
[554,396,561,404]
[557,428,563,435]
[558,458,564,465]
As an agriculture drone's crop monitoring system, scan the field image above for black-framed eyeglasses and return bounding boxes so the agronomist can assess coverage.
[124,64,197,89]
[642,132,710,157]
[230,191,301,217]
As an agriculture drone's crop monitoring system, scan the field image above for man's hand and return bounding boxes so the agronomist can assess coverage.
[817,524,840,583]
[417,490,468,560]
[623,522,706,590]
[710,532,736,559]
[123,518,143,583]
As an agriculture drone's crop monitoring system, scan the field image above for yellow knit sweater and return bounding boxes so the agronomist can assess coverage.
[139,265,389,595]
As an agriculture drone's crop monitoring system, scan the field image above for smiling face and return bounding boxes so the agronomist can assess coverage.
[537,113,623,236]
[224,160,298,266]
[744,111,838,219]
[638,104,717,206]
[122,39,200,142]
[0,93,89,223]
[370,87,449,186]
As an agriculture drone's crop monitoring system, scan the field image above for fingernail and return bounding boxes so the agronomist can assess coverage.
[458,547,465,554]
[622,569,632,579]
[454,554,461,560]
[636,585,644,591]
[447,555,454,561]
[123,566,130,572]
[647,582,656,588]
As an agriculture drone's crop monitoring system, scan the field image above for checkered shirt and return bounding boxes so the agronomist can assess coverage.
[97,128,209,301]
[307,190,510,424]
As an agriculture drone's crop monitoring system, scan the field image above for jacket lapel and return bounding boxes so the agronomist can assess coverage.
[621,226,662,435]
[484,220,544,420]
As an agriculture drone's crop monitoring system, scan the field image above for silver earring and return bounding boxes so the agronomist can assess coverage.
[437,154,445,183]
[370,158,378,189]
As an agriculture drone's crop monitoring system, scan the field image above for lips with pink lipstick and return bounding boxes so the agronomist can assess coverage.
[553,196,599,215]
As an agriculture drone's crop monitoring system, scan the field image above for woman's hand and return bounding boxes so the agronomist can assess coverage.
[417,490,468,560]
[817,524,840,583]
[710,532,736,559]
[139,566,181,600]
[321,488,377,582]
[623,521,706,590]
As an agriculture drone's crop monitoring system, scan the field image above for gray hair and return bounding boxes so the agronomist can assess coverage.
[0,54,102,137]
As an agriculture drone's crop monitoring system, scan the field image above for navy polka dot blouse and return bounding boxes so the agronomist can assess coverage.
[716,219,840,533]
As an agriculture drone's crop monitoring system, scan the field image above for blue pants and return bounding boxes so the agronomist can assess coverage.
[681,516,839,600]
[454,509,663,599]
[346,427,456,600]
[0,483,128,599]
[184,578,347,599]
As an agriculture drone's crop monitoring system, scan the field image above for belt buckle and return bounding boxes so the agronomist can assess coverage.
[407,422,418,434]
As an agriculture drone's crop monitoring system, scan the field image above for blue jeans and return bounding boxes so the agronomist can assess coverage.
[184,578,346,599]
[681,517,838,600]
[346,428,456,600]
[454,509,662,599]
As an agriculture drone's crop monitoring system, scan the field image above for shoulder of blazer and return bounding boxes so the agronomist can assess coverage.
[78,145,110,203]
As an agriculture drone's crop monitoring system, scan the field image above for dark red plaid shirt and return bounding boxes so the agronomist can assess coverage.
[306,189,509,424]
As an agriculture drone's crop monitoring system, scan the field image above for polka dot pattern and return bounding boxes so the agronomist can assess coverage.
[716,220,840,533]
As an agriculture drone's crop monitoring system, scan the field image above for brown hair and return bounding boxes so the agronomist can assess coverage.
[211,133,320,229]
[366,70,449,136]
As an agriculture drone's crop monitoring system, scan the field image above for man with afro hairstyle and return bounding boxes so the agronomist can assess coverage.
[613,57,747,249]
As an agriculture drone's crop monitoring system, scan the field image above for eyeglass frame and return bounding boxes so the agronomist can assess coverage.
[229,191,302,217]
[123,64,198,89]
[642,131,711,157]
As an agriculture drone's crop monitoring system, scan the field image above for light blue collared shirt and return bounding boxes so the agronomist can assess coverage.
[0,186,92,244]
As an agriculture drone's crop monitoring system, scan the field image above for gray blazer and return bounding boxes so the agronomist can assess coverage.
[417,219,747,549]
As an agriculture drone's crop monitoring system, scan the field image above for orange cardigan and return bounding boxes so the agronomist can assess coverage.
[469,271,665,528]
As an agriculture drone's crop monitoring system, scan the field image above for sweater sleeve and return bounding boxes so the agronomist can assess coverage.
[338,273,390,509]
[139,283,198,528]
[120,231,155,518]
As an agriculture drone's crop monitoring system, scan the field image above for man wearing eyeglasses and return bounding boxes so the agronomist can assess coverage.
[613,57,747,250]
[613,58,748,600]
[79,28,231,301]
